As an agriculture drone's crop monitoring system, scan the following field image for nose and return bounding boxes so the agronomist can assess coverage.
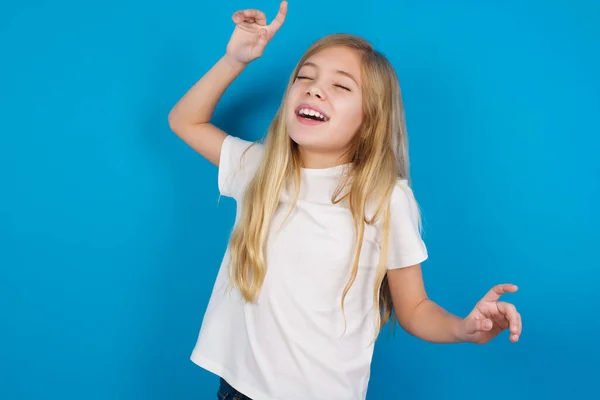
[306,83,325,100]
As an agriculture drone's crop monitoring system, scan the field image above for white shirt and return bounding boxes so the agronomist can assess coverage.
[191,135,428,400]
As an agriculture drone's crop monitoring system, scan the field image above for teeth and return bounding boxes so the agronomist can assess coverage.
[298,108,326,121]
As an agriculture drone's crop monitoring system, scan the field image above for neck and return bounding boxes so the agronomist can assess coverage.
[298,146,351,169]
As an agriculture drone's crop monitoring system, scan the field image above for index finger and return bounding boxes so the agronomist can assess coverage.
[268,1,288,34]
[481,283,518,302]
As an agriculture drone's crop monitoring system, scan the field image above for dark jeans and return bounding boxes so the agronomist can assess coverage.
[217,377,253,400]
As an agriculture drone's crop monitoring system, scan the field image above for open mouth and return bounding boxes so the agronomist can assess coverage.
[295,105,330,124]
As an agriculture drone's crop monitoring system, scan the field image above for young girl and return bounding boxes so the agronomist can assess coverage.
[168,2,522,399]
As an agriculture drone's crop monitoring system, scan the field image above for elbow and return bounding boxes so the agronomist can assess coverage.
[168,110,209,133]
[168,110,187,135]
[394,297,429,335]
[167,110,180,130]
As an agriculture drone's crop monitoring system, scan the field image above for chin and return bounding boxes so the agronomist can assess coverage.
[287,125,327,148]
[287,129,309,148]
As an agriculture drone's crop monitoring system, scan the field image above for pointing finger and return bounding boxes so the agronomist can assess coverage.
[481,283,518,302]
[268,1,288,35]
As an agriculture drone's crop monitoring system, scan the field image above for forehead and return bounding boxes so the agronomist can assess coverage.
[300,46,363,84]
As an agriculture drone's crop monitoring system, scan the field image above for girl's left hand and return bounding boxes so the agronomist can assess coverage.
[460,284,522,344]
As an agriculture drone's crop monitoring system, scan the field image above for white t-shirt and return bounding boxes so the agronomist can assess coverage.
[191,135,428,400]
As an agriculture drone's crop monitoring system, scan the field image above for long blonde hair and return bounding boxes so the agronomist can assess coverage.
[228,33,416,336]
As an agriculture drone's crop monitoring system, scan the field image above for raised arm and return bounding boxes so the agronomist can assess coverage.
[168,56,245,166]
[168,1,288,166]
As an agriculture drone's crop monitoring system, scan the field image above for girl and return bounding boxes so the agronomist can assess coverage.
[168,2,522,399]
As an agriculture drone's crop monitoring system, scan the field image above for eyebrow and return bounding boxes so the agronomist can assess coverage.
[300,62,360,87]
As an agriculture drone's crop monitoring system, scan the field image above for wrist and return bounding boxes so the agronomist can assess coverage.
[222,53,249,71]
[453,317,471,343]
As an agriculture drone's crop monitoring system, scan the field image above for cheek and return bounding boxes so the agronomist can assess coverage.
[334,98,364,135]
[287,83,305,102]
[285,86,303,114]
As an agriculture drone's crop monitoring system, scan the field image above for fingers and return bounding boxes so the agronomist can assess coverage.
[497,301,521,342]
[268,0,288,35]
[232,9,267,26]
[481,283,518,302]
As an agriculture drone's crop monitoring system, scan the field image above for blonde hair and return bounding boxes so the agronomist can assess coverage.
[228,33,416,336]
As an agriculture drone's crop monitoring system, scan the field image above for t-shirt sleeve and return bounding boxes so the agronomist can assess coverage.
[218,135,264,200]
[386,180,428,269]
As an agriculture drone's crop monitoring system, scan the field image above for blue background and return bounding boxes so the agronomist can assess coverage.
[1,0,598,399]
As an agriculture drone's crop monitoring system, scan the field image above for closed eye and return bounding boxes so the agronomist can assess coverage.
[296,75,313,80]
[334,84,351,91]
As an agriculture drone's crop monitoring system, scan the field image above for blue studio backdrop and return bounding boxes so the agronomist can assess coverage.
[1,0,598,399]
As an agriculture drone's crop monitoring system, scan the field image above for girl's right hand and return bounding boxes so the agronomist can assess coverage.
[226,1,288,65]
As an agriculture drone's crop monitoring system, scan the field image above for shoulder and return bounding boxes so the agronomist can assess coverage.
[388,178,423,232]
[218,136,265,199]
[386,178,428,268]
[390,179,419,212]
[221,135,264,164]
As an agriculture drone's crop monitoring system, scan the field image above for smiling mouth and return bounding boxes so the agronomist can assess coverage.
[295,107,330,122]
